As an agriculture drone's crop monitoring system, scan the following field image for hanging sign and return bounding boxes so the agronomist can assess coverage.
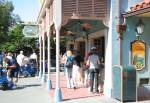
[131,40,146,70]
[23,25,39,38]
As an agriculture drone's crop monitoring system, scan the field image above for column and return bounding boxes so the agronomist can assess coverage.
[42,34,46,83]
[39,37,42,78]
[53,0,62,101]
[47,28,52,90]
[54,25,62,102]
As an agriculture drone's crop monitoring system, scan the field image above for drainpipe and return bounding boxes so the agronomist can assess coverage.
[116,0,126,65]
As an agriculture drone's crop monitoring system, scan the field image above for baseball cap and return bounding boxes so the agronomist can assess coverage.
[91,47,96,50]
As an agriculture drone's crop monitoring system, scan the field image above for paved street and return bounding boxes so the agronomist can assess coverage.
[0,73,150,103]
[0,77,50,103]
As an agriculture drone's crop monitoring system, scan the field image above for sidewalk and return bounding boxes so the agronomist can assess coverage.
[0,73,149,103]
[0,77,50,103]
[49,72,150,103]
[49,72,120,103]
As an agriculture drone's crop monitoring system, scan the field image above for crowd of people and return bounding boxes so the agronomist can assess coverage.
[61,47,104,94]
[0,50,38,89]
[0,47,104,93]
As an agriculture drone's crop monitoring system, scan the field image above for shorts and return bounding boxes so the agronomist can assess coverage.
[88,69,99,80]
[9,69,19,78]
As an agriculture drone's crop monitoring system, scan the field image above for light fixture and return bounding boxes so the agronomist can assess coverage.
[81,27,89,40]
[53,37,56,42]
[136,19,144,35]
[69,34,75,42]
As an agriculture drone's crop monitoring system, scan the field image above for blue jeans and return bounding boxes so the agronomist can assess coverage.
[65,67,73,88]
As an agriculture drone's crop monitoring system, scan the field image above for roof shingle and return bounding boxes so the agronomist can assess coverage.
[130,0,150,11]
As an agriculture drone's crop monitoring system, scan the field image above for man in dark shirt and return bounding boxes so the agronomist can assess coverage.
[3,57,19,88]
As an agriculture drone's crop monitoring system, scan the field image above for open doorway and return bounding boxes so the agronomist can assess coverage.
[93,36,105,62]
[77,41,85,57]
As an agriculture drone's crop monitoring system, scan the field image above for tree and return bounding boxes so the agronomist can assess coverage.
[5,23,38,54]
[0,0,14,43]
[0,0,38,54]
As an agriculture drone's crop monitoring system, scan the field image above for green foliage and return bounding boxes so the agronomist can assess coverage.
[0,0,14,39]
[3,23,38,53]
[0,0,37,53]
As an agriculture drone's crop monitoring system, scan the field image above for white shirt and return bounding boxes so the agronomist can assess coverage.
[17,54,25,66]
[6,56,12,60]
[30,53,37,61]
[87,54,100,69]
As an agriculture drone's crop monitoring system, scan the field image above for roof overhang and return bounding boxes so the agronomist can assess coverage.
[61,19,107,37]
[37,0,52,23]
[123,6,150,17]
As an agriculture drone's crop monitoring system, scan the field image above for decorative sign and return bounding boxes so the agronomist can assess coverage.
[131,40,146,70]
[23,25,39,38]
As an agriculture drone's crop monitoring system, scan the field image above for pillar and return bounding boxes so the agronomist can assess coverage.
[39,37,42,79]
[42,34,46,83]
[47,28,52,90]
[54,25,62,102]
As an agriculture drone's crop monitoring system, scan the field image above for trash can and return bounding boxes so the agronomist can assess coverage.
[113,65,137,102]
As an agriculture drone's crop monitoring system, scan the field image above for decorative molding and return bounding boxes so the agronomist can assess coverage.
[102,18,109,27]
[116,25,127,40]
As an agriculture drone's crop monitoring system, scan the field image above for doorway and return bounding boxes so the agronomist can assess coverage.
[93,36,105,62]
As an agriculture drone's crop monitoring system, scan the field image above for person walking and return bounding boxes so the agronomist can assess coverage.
[72,50,84,89]
[84,51,92,87]
[29,52,38,75]
[0,50,5,66]
[16,51,25,77]
[3,57,19,88]
[64,50,74,89]
[86,47,101,93]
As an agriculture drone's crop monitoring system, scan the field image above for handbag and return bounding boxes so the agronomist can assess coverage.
[65,56,73,68]
[65,60,73,68]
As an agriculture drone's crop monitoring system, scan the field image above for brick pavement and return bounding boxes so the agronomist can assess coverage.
[48,73,150,103]
[49,73,102,101]
[48,73,118,103]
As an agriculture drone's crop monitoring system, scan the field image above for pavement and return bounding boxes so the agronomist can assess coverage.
[48,73,150,103]
[0,77,50,103]
[0,72,150,103]
[49,72,120,103]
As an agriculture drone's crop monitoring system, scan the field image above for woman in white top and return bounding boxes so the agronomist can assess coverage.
[86,47,101,93]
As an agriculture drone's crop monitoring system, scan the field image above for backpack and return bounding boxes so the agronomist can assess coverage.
[65,56,74,68]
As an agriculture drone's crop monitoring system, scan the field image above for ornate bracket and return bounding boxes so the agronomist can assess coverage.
[116,25,127,40]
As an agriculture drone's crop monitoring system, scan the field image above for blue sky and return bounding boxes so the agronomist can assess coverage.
[10,0,41,22]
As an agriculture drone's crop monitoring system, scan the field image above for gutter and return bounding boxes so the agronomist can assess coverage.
[37,0,52,23]
[123,6,150,17]
[116,0,126,65]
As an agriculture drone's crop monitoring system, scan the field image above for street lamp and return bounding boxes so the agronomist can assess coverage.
[136,19,144,35]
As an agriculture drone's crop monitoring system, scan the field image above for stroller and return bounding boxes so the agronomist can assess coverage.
[0,68,14,90]
[21,59,37,77]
